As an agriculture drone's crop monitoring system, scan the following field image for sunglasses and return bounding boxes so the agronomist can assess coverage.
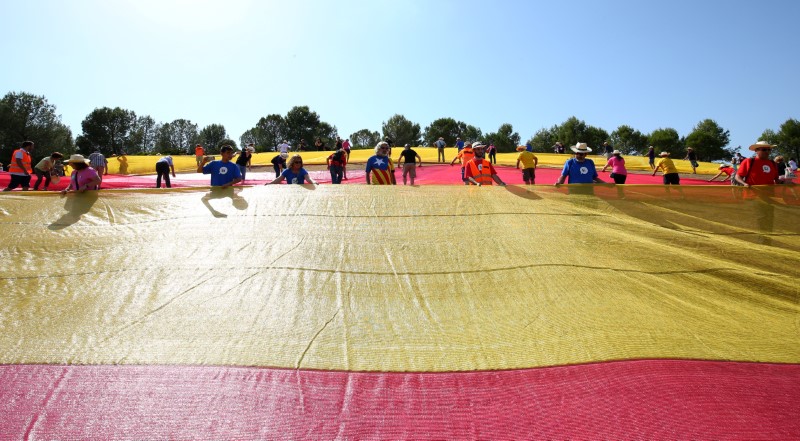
[756,148,772,152]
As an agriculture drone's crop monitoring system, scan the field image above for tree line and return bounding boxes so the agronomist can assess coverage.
[1,91,798,164]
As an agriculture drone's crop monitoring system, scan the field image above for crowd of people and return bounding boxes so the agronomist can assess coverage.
[2,139,796,192]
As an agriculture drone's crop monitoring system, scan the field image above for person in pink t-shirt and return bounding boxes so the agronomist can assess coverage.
[61,154,101,194]
[600,150,628,184]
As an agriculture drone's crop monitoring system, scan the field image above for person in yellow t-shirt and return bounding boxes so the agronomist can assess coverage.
[515,145,538,184]
[652,151,680,185]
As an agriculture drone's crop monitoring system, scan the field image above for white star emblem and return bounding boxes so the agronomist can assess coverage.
[374,158,386,167]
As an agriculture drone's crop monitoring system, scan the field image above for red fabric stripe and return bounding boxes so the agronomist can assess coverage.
[2,360,799,439]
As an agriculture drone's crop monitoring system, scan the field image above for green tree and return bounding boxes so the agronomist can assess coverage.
[284,106,321,147]
[127,115,159,154]
[585,126,610,151]
[198,124,228,151]
[555,116,589,148]
[382,114,422,146]
[251,114,287,151]
[315,122,338,148]
[423,117,460,145]
[528,126,559,153]
[759,129,779,145]
[648,128,682,154]
[485,123,521,153]
[684,119,731,161]
[610,125,649,155]
[462,124,483,144]
[776,118,800,160]
[78,107,137,156]
[240,128,259,152]
[0,91,74,162]
[349,128,381,149]
[422,118,482,146]
[156,119,198,154]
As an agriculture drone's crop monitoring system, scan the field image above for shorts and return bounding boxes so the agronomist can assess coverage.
[403,163,416,178]
[522,168,535,181]
[610,173,627,184]
[663,173,680,185]
[690,160,699,168]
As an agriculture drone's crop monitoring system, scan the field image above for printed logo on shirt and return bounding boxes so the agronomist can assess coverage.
[291,177,298,184]
[219,166,229,175]
[762,165,771,173]
[478,164,483,171]
[580,167,588,174]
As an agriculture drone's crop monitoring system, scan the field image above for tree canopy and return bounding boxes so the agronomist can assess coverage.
[349,129,381,149]
[422,118,483,146]
[610,125,650,155]
[77,107,137,156]
[241,106,337,151]
[197,124,229,152]
[485,123,521,153]
[684,119,731,160]
[648,128,682,154]
[0,91,74,162]
[382,114,421,147]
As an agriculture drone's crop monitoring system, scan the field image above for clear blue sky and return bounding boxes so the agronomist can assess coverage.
[2,0,798,151]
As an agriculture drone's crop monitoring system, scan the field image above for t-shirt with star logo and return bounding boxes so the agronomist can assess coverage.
[365,155,395,185]
[202,160,242,186]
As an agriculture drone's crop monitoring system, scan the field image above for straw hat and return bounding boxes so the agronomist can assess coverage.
[612,150,621,155]
[66,154,90,165]
[570,143,592,153]
[516,145,526,151]
[659,152,670,157]
[748,141,775,151]
[472,142,486,149]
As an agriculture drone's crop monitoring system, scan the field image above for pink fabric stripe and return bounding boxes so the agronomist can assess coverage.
[2,360,799,439]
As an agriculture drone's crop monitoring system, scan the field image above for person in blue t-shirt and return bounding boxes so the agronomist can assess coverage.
[555,143,605,185]
[265,154,318,185]
[456,137,465,151]
[201,145,242,188]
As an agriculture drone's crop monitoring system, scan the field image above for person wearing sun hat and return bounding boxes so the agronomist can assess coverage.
[555,143,604,185]
[271,151,288,179]
[734,141,783,187]
[61,154,102,194]
[652,151,680,185]
[515,145,538,184]
[601,150,628,184]
[684,147,699,174]
[708,164,735,183]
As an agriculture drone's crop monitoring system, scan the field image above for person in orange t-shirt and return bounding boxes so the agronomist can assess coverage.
[194,144,205,167]
[450,142,475,184]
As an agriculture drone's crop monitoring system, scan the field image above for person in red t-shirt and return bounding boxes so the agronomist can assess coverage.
[708,165,734,182]
[735,141,782,187]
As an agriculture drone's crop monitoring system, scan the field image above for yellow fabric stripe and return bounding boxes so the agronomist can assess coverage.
[0,185,798,372]
[108,149,717,175]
